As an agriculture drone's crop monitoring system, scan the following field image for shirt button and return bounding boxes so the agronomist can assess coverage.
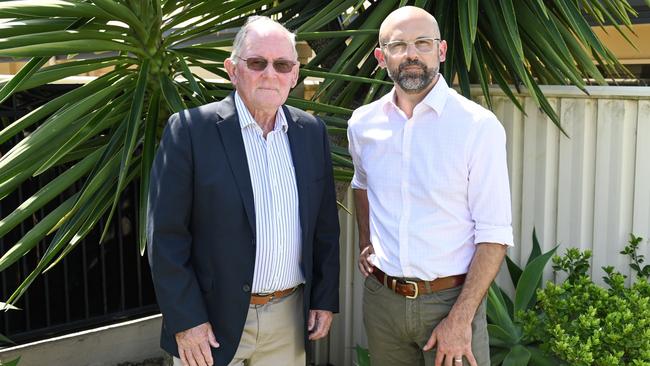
[242,284,251,292]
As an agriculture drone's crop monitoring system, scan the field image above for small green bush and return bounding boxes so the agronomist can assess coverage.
[521,236,650,366]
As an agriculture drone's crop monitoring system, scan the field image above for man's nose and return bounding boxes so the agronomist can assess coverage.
[404,43,419,59]
[261,62,277,77]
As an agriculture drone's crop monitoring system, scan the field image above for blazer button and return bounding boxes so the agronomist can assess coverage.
[243,284,251,292]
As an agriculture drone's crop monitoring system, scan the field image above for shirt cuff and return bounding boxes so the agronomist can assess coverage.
[474,225,514,247]
[350,175,367,190]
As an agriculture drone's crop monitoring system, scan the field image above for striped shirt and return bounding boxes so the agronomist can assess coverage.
[235,92,304,293]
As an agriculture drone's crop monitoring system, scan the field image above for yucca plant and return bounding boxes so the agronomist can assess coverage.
[0,0,637,304]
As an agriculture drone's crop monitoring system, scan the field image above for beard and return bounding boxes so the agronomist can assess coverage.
[387,59,437,94]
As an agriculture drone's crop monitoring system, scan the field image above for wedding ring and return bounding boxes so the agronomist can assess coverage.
[454,358,462,363]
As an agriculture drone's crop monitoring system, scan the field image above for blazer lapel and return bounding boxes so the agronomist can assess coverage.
[215,94,256,235]
[285,106,309,244]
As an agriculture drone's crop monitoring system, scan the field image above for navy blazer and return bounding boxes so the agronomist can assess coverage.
[147,93,340,365]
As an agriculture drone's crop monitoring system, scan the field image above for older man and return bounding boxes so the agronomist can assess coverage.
[348,6,513,366]
[147,16,340,366]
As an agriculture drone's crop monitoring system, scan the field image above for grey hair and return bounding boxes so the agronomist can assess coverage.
[230,16,297,61]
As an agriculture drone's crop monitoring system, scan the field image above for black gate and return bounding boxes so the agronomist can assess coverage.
[0,84,158,345]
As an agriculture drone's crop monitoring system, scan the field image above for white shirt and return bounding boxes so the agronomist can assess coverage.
[235,92,304,293]
[347,75,513,280]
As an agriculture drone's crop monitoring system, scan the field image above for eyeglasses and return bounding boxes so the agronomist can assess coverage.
[381,37,441,55]
[236,56,297,74]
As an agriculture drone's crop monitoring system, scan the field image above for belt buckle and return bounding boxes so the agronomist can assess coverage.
[404,279,419,299]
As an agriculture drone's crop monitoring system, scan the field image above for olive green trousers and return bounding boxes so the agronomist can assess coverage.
[363,275,490,366]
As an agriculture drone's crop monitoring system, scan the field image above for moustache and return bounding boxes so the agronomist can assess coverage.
[398,60,427,73]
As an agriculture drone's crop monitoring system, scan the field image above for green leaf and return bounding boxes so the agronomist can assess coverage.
[33,93,130,175]
[457,0,478,68]
[514,246,558,314]
[159,75,187,113]
[100,60,150,243]
[0,192,78,273]
[528,228,542,264]
[0,356,21,366]
[51,157,140,268]
[487,284,518,335]
[286,96,353,115]
[491,348,509,366]
[527,346,559,366]
[0,168,35,201]
[297,0,359,32]
[0,57,49,104]
[0,40,144,57]
[505,255,523,290]
[356,344,370,366]
[0,30,136,51]
[502,345,531,366]
[0,71,123,144]
[300,68,392,85]
[139,91,161,255]
[296,29,378,41]
[89,0,147,40]
[0,1,112,19]
[174,47,230,63]
[174,53,205,102]
[488,324,518,347]
[163,0,241,31]
[15,57,133,93]
[52,139,122,235]
[0,77,131,179]
[0,149,101,239]
[0,332,15,345]
[0,19,74,37]
[498,0,525,61]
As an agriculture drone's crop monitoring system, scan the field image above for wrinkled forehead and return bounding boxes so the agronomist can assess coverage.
[241,25,297,59]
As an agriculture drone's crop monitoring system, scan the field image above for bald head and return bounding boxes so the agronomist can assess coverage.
[379,6,440,45]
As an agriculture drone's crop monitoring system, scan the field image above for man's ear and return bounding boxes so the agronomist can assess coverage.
[224,58,237,85]
[374,48,386,68]
[438,40,448,63]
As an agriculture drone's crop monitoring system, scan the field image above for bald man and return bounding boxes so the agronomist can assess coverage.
[347,6,513,366]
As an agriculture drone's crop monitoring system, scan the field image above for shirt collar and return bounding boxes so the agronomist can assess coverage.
[381,73,450,116]
[234,91,288,133]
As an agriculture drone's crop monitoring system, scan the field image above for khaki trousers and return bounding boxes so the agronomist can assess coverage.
[174,288,305,366]
[363,275,490,366]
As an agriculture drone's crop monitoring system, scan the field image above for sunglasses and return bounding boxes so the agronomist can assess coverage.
[236,56,297,74]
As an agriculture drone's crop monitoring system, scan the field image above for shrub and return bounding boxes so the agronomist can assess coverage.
[521,236,650,366]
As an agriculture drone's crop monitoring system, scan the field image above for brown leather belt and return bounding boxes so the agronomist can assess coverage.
[372,268,466,299]
[250,286,298,305]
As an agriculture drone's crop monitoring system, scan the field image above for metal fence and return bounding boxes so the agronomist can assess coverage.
[0,85,158,344]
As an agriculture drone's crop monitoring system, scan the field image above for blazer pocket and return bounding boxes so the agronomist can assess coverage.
[197,275,213,294]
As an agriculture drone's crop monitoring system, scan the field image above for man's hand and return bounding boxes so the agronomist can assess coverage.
[358,244,375,277]
[176,322,220,366]
[423,316,477,366]
[308,310,333,340]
